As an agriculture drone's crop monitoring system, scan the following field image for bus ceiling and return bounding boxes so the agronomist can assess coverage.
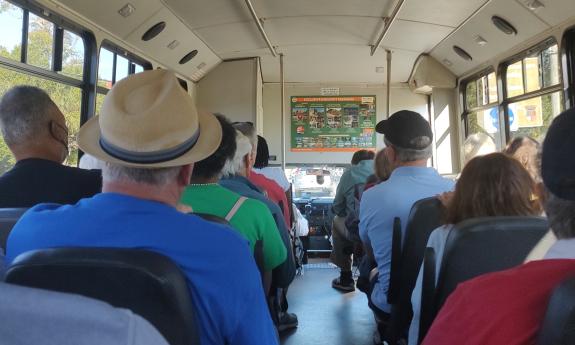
[46,0,575,85]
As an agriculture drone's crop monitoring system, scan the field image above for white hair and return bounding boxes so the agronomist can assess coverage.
[221,130,252,177]
[384,138,433,162]
[103,162,181,186]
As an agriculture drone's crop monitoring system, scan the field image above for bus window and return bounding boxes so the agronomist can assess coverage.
[286,166,344,199]
[60,31,85,80]
[504,42,563,142]
[96,44,151,115]
[462,71,501,149]
[0,0,89,174]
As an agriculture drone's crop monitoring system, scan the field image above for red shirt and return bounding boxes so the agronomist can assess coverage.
[249,170,291,228]
[423,259,575,345]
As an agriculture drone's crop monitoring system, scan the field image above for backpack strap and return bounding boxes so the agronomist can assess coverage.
[225,196,247,221]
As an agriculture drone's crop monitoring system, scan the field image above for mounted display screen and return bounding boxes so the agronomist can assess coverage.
[290,96,377,152]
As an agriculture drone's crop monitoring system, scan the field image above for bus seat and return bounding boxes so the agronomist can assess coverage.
[0,208,27,251]
[4,248,200,345]
[419,216,547,342]
[386,197,443,343]
[419,247,437,344]
[538,276,575,345]
[386,217,402,305]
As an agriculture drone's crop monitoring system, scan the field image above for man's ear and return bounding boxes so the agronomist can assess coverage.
[178,164,194,186]
[384,146,397,166]
[243,154,252,176]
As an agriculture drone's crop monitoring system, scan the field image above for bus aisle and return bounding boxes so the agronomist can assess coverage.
[281,259,376,345]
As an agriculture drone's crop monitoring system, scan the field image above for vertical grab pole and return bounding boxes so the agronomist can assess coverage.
[386,49,392,118]
[280,53,286,170]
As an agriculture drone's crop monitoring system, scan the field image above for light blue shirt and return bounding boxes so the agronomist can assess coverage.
[408,224,453,345]
[359,166,454,313]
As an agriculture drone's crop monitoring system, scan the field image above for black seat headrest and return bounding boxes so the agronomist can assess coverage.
[5,248,200,345]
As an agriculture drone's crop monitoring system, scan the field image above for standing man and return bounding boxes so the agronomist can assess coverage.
[331,149,374,292]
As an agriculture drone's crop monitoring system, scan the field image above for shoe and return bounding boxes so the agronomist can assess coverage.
[277,312,298,332]
[332,276,355,292]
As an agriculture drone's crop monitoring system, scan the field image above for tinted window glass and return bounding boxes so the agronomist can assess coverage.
[27,13,54,69]
[115,55,129,82]
[508,91,563,141]
[60,30,84,80]
[98,48,113,89]
[0,0,23,61]
[506,60,524,97]
[467,107,502,150]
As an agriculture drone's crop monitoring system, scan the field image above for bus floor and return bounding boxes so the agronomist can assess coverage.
[280,259,377,345]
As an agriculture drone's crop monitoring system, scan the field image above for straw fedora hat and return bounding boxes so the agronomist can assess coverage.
[78,69,221,168]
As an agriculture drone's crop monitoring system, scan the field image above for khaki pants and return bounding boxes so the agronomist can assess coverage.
[330,216,354,271]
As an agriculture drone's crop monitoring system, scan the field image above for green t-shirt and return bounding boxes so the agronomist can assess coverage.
[180,184,287,271]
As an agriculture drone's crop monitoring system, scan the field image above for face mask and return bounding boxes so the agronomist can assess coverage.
[50,120,69,161]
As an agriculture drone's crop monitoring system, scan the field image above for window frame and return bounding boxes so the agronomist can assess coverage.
[462,37,565,150]
[499,37,563,140]
[460,68,499,138]
[0,0,98,154]
[562,26,575,109]
[96,41,152,96]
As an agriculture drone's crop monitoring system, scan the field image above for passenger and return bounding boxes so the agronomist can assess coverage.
[408,152,540,344]
[330,149,374,292]
[364,148,393,191]
[220,131,298,332]
[504,136,544,204]
[504,136,541,179]
[234,122,291,227]
[0,282,169,345]
[462,132,497,164]
[359,110,454,338]
[422,108,575,345]
[6,70,278,345]
[179,114,287,273]
[253,135,291,192]
[0,86,101,208]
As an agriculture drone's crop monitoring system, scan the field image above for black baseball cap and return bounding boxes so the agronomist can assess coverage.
[376,110,433,149]
[542,108,575,201]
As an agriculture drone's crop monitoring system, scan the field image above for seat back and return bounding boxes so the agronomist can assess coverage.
[5,248,200,345]
[0,208,28,250]
[434,216,548,311]
[417,216,548,343]
[386,197,443,341]
[387,217,402,304]
[538,276,575,345]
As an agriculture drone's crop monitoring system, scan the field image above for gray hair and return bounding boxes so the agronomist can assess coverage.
[221,131,252,177]
[0,86,58,146]
[545,192,575,239]
[233,122,257,152]
[384,138,432,162]
[103,162,181,186]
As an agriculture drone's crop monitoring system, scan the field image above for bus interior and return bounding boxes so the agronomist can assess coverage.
[1,0,575,344]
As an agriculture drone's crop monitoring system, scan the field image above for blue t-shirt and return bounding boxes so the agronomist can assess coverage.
[6,193,278,345]
[359,166,454,313]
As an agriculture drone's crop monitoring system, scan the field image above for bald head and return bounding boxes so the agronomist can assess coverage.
[0,86,69,162]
